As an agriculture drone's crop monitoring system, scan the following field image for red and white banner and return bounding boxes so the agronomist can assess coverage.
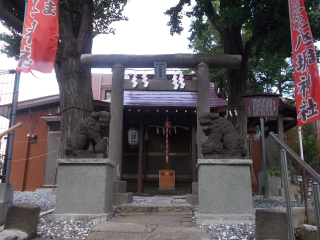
[289,0,320,126]
[16,0,59,73]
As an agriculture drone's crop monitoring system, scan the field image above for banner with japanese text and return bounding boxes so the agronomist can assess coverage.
[289,0,320,126]
[16,0,59,73]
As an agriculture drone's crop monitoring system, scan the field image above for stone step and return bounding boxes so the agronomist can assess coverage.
[119,204,193,213]
[143,187,190,195]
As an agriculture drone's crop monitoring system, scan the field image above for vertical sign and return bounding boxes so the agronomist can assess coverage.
[17,0,59,73]
[289,0,320,126]
[154,62,166,80]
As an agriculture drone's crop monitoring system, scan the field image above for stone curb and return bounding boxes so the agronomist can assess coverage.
[119,204,193,213]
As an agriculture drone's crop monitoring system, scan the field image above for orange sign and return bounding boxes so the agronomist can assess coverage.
[159,169,175,188]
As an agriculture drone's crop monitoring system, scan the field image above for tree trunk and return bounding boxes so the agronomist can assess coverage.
[55,0,94,156]
[223,26,248,148]
[226,67,248,141]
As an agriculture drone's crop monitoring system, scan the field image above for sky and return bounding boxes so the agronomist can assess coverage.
[0,0,194,101]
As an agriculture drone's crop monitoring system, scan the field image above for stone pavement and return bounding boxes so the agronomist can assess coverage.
[88,195,210,240]
[87,213,210,240]
[32,195,210,239]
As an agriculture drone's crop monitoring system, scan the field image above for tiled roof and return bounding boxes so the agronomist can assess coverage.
[105,83,227,108]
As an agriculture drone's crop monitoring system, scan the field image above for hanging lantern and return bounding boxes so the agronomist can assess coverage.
[128,127,139,148]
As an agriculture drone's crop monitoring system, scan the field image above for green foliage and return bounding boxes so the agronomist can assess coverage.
[285,98,296,106]
[165,0,320,100]
[92,0,128,36]
[267,164,282,177]
[0,29,21,60]
[248,51,295,97]
[187,21,228,98]
[287,126,320,169]
[268,125,320,177]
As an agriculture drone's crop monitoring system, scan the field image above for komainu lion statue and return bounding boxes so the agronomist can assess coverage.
[199,113,247,159]
[65,111,111,158]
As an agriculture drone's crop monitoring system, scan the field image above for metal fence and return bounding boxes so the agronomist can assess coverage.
[0,70,14,168]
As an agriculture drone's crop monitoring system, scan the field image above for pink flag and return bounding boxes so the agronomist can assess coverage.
[16,0,59,73]
[289,0,320,125]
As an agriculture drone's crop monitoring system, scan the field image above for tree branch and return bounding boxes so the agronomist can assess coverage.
[243,0,281,64]
[0,5,23,33]
[201,0,223,38]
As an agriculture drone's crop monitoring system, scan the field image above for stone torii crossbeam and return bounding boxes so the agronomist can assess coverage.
[81,54,242,69]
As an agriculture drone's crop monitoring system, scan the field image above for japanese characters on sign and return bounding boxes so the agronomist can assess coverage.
[289,0,320,125]
[243,95,279,117]
[154,62,167,80]
[16,0,59,73]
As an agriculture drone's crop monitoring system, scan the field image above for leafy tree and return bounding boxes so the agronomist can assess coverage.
[0,0,128,152]
[249,51,295,97]
[188,21,228,98]
[188,19,295,99]
[165,0,320,142]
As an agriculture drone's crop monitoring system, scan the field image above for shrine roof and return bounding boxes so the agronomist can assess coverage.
[103,82,227,108]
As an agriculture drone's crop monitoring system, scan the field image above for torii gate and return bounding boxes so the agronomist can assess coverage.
[81,53,241,201]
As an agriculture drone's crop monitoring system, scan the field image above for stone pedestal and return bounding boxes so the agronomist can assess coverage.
[113,181,133,205]
[51,159,115,222]
[186,182,199,205]
[0,183,14,225]
[196,159,254,224]
[258,171,284,196]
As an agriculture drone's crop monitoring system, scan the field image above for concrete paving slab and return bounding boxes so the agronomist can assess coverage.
[92,222,156,233]
[148,226,210,240]
[111,213,195,227]
[87,232,149,240]
[88,212,211,239]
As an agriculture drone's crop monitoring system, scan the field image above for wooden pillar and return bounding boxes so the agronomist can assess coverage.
[137,123,144,193]
[191,124,197,182]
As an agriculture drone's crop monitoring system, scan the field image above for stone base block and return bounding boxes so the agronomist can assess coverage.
[55,159,114,215]
[255,209,288,240]
[191,182,198,194]
[0,230,28,240]
[255,207,316,228]
[47,213,114,223]
[195,212,254,225]
[4,203,40,239]
[0,183,14,225]
[113,192,133,205]
[0,201,12,226]
[198,159,252,214]
[0,183,14,202]
[186,194,198,205]
[113,181,127,193]
[258,171,284,196]
[297,224,318,240]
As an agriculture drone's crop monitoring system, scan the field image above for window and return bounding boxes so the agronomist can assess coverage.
[49,121,61,131]
[105,91,111,101]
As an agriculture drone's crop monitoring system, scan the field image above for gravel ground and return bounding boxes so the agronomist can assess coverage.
[10,190,315,239]
[13,189,56,212]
